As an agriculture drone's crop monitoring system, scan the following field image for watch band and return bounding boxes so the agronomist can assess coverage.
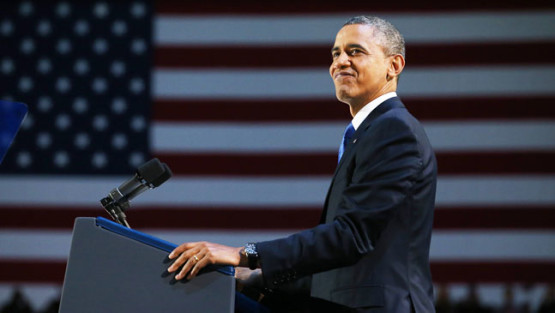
[244,243,259,270]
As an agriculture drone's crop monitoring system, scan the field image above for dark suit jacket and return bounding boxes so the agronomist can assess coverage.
[257,97,437,312]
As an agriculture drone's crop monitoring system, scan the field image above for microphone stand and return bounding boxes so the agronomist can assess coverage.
[100,197,131,228]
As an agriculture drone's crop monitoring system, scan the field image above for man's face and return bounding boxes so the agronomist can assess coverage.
[330,24,392,110]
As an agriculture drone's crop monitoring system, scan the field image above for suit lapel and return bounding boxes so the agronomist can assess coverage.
[320,97,405,222]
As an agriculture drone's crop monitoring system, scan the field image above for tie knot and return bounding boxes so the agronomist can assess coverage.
[344,123,355,141]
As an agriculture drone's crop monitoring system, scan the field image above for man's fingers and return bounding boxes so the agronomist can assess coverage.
[187,256,208,280]
[168,252,187,272]
[174,251,206,280]
[175,258,193,280]
[168,242,198,259]
[175,252,201,280]
[168,247,199,273]
[168,243,187,259]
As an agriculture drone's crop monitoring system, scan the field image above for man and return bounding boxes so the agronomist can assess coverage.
[167,16,437,313]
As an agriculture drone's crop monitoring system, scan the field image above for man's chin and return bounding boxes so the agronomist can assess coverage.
[336,89,355,103]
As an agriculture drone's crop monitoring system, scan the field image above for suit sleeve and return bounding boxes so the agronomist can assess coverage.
[256,114,424,289]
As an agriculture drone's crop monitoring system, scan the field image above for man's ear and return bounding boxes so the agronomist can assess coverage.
[386,54,405,81]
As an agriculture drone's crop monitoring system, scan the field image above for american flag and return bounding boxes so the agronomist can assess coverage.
[0,1,554,311]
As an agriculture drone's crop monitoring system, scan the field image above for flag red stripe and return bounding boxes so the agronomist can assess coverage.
[435,152,555,176]
[1,206,553,230]
[155,42,555,68]
[1,260,553,284]
[0,261,67,284]
[153,152,555,176]
[433,207,555,230]
[153,97,555,122]
[155,1,553,14]
[431,261,555,283]
[159,153,337,176]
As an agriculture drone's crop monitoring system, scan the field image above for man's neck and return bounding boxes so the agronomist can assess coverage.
[349,84,397,117]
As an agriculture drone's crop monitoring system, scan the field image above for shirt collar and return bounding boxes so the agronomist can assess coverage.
[351,92,397,130]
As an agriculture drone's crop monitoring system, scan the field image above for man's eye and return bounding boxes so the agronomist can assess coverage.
[349,49,360,56]
[332,52,340,58]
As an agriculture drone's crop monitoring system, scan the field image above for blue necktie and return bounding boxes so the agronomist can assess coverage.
[338,123,355,163]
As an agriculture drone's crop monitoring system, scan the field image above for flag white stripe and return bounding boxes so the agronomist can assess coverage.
[1,230,553,261]
[153,67,555,99]
[152,121,555,153]
[436,176,555,206]
[1,176,554,206]
[446,285,547,310]
[0,176,328,206]
[155,12,555,45]
[430,231,555,260]
[154,68,334,99]
[423,121,555,152]
[152,122,345,153]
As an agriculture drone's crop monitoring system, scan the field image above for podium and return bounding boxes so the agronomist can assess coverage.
[59,217,235,313]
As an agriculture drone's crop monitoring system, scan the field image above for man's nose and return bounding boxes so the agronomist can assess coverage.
[335,52,351,67]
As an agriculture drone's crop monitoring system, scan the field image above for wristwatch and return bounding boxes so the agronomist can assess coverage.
[244,243,259,270]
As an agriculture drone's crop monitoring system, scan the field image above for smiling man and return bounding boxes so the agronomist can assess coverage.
[330,19,405,117]
[167,16,437,313]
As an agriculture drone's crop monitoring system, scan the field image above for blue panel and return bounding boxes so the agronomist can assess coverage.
[96,216,177,252]
[0,101,27,163]
[96,216,234,276]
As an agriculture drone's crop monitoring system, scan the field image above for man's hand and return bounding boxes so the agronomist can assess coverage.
[167,241,243,280]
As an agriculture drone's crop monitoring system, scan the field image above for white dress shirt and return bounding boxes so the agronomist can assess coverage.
[351,92,397,130]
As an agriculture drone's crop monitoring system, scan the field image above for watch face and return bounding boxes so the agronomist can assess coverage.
[245,243,257,256]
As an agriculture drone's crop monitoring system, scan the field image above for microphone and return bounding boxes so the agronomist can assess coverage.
[100,158,172,228]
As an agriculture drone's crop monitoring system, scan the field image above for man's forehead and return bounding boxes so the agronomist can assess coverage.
[336,24,376,38]
[333,24,378,47]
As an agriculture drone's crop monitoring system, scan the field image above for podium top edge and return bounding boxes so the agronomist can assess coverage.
[96,216,177,252]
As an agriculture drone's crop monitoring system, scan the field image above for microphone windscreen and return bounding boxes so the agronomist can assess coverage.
[137,158,172,187]
[152,163,172,187]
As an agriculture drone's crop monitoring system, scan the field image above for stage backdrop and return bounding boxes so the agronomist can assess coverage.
[0,1,554,311]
